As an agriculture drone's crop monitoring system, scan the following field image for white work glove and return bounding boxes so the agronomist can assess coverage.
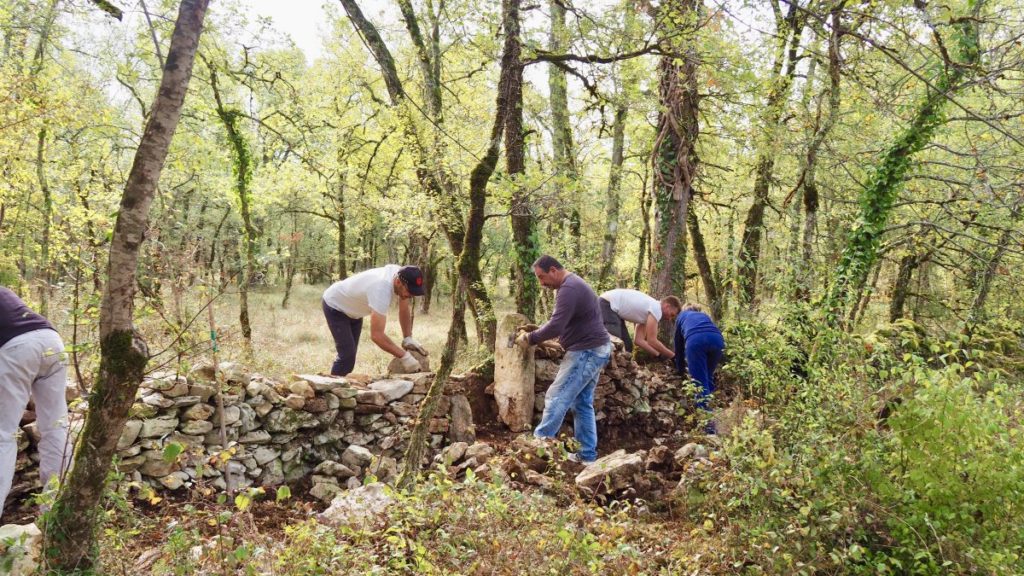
[402,336,428,356]
[514,331,533,350]
[399,351,421,372]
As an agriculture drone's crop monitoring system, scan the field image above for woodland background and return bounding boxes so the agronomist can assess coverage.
[1,0,1023,573]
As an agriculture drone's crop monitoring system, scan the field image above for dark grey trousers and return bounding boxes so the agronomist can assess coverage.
[323,300,363,376]
[599,298,633,352]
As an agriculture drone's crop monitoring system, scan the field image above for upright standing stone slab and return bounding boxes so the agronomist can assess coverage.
[493,313,535,432]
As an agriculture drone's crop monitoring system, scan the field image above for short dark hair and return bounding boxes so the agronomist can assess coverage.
[532,255,563,271]
[661,296,681,311]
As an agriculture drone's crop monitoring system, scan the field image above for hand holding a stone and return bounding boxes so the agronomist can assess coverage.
[398,351,421,372]
[514,331,533,350]
[402,336,428,356]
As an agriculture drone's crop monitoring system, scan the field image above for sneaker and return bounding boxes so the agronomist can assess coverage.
[566,453,596,465]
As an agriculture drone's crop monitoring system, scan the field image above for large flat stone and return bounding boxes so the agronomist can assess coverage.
[368,379,414,402]
[574,449,645,495]
[294,374,350,392]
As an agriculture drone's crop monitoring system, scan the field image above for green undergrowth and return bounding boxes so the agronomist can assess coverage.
[108,471,710,575]
[698,315,1024,574]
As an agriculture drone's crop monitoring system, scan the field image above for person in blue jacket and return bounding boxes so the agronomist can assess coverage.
[673,303,725,432]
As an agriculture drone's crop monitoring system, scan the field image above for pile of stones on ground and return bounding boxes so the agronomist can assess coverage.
[426,433,721,501]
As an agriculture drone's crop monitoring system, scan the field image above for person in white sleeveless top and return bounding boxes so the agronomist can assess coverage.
[598,289,680,359]
[322,265,427,376]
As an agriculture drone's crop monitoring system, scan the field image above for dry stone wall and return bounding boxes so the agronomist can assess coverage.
[11,362,474,503]
[529,345,694,436]
[13,338,697,505]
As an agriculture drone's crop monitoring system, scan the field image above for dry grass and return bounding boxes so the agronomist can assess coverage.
[137,282,510,378]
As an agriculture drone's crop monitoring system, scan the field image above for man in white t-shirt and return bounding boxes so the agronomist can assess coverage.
[322,265,427,376]
[598,289,680,359]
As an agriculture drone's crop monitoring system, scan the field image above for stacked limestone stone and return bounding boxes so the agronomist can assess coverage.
[11,362,472,503]
[532,346,692,435]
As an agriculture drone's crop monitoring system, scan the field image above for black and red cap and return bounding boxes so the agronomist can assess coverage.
[398,266,425,296]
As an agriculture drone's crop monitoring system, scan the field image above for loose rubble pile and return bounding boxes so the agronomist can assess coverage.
[428,433,723,501]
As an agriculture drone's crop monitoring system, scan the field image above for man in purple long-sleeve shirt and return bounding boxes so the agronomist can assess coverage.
[515,255,611,464]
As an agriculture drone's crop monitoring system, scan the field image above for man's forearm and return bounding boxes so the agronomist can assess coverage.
[398,299,413,338]
[652,340,674,357]
[636,339,660,356]
[373,333,406,358]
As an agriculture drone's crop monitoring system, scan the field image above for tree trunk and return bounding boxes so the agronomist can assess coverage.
[400,0,523,482]
[281,215,299,309]
[340,0,494,345]
[45,1,208,569]
[598,105,627,291]
[649,0,700,301]
[634,168,651,290]
[421,246,440,314]
[849,259,881,329]
[798,7,844,302]
[736,4,803,311]
[36,127,52,315]
[688,206,721,320]
[335,174,347,279]
[548,0,582,263]
[398,273,466,486]
[504,10,538,321]
[968,223,1015,324]
[29,2,59,314]
[209,66,256,348]
[888,252,924,322]
[825,5,982,323]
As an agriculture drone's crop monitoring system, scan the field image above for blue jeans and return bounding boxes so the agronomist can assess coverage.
[534,342,612,462]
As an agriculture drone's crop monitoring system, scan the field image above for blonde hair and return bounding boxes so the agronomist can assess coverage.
[680,302,706,313]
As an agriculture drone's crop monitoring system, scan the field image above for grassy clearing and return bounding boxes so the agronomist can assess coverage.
[53,282,511,382]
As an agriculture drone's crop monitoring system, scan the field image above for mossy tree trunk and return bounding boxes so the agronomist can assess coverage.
[797,4,844,302]
[824,1,982,324]
[340,0,496,349]
[209,64,256,349]
[649,0,700,303]
[548,0,582,263]
[400,0,520,482]
[968,205,1019,324]
[598,105,627,291]
[736,2,804,311]
[504,8,539,321]
[688,207,721,320]
[45,1,208,569]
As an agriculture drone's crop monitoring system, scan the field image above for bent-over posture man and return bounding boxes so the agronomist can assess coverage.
[1,286,70,518]
[516,255,611,464]
[322,265,427,376]
[599,288,680,358]
[673,303,725,433]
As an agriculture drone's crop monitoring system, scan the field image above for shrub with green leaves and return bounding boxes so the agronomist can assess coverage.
[692,318,1024,574]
